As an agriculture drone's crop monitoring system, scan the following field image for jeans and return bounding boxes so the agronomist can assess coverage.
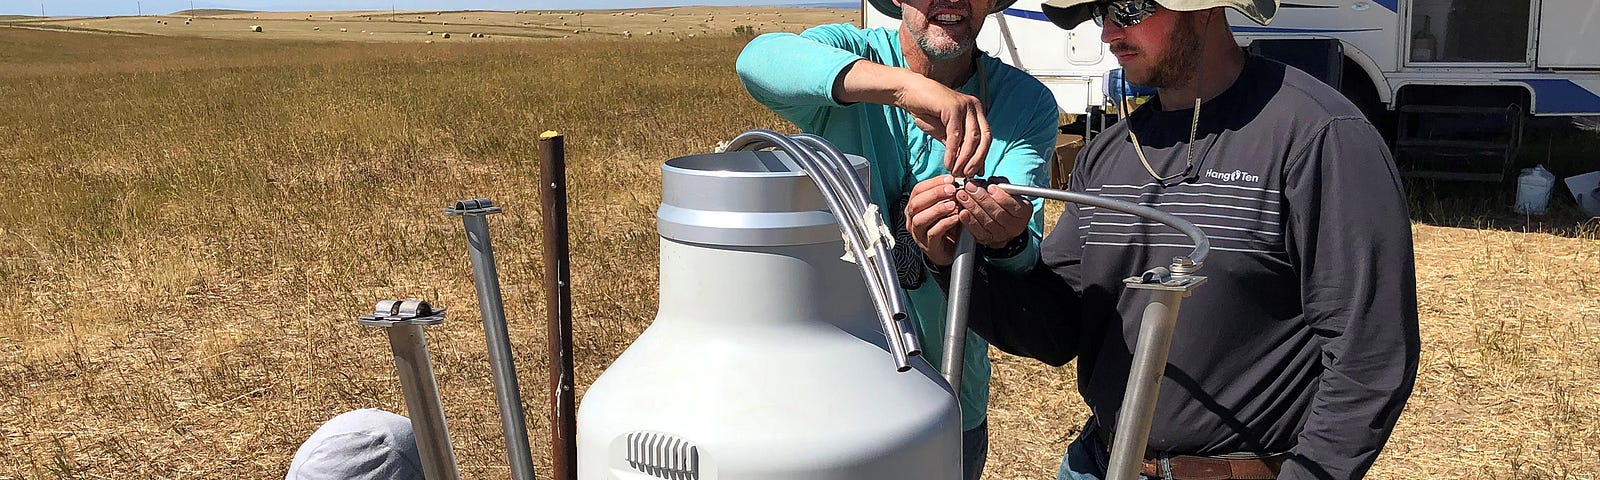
[1056,419,1172,480]
[963,421,989,480]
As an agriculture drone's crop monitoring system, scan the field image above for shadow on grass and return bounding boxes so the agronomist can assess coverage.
[1407,178,1599,238]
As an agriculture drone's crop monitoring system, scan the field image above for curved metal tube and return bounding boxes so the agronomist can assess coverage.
[994,183,1210,270]
[791,133,920,357]
[725,130,913,371]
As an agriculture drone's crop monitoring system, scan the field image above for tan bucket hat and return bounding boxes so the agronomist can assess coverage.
[867,0,1022,19]
[1040,0,1277,29]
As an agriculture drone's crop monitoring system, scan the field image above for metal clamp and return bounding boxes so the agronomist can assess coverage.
[443,198,503,217]
[359,299,446,327]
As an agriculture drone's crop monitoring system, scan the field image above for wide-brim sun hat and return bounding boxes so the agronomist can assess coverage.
[1040,0,1278,29]
[868,0,1021,19]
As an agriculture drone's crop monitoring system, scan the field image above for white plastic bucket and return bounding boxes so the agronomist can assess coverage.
[1514,165,1557,215]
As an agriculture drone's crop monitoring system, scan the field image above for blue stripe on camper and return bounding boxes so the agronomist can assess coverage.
[1001,8,1051,22]
[1374,0,1398,12]
[1230,26,1382,33]
[1503,79,1600,115]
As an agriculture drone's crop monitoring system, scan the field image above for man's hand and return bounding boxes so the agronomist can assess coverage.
[893,76,991,178]
[834,60,991,177]
[954,180,1031,249]
[906,175,963,266]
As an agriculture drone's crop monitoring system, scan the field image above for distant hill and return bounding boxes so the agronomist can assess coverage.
[785,2,859,9]
[170,9,257,16]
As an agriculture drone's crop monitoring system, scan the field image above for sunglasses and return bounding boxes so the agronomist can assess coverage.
[1091,0,1157,28]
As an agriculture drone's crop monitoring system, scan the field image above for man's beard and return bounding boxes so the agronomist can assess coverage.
[911,23,972,61]
[1142,15,1202,89]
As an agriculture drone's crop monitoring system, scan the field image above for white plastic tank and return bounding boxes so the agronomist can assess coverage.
[576,149,961,480]
[1515,164,1557,215]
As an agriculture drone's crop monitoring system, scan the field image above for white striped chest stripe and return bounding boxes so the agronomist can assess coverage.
[1076,220,1282,236]
[1086,182,1283,195]
[1079,210,1283,227]
[1094,191,1281,205]
[1077,201,1280,215]
[1083,241,1278,254]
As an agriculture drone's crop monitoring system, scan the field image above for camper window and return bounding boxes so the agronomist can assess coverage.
[1408,0,1530,63]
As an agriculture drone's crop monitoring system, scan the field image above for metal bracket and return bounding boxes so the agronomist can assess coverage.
[359,299,447,327]
[443,198,502,217]
[1122,272,1208,292]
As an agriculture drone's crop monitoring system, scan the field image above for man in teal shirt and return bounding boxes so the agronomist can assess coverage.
[735,1,1059,477]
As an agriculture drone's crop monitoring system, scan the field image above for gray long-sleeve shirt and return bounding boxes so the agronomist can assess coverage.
[941,56,1419,479]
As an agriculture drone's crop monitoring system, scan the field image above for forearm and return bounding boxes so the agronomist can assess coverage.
[834,59,929,108]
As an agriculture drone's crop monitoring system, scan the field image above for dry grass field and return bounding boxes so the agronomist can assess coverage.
[6,6,854,42]
[2,10,1598,480]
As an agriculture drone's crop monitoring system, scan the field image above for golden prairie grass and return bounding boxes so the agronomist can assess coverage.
[1,23,1597,480]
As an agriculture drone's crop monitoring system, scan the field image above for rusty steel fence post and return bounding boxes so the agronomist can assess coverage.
[539,131,577,480]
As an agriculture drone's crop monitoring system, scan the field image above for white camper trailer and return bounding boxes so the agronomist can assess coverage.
[1232,0,1600,117]
[1233,0,1600,180]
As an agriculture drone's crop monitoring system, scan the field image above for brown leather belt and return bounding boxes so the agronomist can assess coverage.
[1093,423,1285,480]
[1138,453,1286,480]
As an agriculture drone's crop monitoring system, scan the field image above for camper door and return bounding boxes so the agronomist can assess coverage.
[1403,0,1535,67]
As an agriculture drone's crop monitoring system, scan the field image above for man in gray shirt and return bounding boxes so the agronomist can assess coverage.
[906,0,1419,478]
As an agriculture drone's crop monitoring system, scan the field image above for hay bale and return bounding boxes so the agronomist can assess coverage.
[425,40,433,44]
[441,32,450,38]
[249,25,262,32]
[339,28,347,32]
[425,31,432,35]
[313,26,320,30]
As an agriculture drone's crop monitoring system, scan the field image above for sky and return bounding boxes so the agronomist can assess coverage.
[3,1,857,17]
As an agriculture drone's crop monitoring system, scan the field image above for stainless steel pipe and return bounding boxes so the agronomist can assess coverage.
[360,301,461,480]
[1105,288,1186,480]
[445,199,537,480]
[940,230,977,391]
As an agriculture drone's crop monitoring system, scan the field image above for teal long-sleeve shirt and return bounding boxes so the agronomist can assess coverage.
[735,24,1059,431]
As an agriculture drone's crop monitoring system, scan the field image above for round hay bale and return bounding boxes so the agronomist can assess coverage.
[573,29,580,34]
[313,26,320,30]
[250,25,262,32]
[441,32,450,38]
[425,31,432,35]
